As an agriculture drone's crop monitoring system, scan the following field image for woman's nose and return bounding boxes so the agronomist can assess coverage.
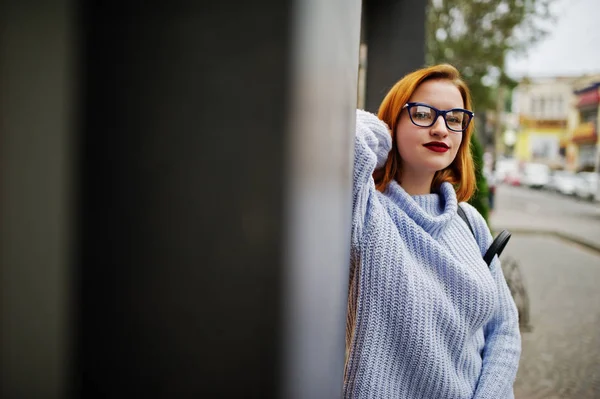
[430,115,449,136]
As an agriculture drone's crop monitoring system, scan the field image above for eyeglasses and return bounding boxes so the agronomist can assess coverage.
[402,102,474,133]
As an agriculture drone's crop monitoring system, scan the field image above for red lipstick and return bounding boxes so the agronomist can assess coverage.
[423,141,449,153]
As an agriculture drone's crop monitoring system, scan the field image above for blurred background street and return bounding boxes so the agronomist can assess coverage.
[492,184,600,399]
[492,184,600,250]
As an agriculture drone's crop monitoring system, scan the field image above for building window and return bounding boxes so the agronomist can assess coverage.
[557,96,564,115]
[578,144,597,170]
[580,109,598,124]
[530,134,559,160]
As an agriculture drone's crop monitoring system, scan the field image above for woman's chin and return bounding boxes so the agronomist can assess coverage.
[423,160,453,173]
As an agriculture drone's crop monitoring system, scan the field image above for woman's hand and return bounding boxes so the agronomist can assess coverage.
[356,109,392,169]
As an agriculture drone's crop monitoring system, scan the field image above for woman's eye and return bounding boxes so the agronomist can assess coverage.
[415,112,430,120]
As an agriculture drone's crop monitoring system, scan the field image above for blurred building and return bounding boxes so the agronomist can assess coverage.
[566,76,600,172]
[511,77,576,168]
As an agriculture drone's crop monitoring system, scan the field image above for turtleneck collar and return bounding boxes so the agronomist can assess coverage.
[383,180,458,238]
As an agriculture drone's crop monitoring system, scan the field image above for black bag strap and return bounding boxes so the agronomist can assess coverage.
[457,204,512,267]
[483,229,511,266]
[457,205,474,236]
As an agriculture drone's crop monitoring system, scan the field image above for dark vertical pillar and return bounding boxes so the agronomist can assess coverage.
[363,0,426,112]
[76,3,292,397]
[73,1,361,398]
[0,2,73,398]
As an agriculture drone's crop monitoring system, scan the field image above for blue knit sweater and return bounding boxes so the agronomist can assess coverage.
[344,110,521,399]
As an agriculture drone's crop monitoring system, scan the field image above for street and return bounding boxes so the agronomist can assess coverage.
[491,185,600,251]
[491,185,600,399]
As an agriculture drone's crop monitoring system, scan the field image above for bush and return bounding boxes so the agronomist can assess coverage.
[468,133,490,224]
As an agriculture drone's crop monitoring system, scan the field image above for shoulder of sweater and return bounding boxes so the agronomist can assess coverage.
[458,201,493,247]
[458,202,485,227]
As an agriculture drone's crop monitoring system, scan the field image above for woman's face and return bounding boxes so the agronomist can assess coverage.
[395,79,466,178]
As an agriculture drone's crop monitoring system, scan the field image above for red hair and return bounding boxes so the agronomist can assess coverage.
[373,64,476,202]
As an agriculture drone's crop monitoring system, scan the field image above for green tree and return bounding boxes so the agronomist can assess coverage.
[426,0,555,220]
[469,133,489,223]
[426,0,554,109]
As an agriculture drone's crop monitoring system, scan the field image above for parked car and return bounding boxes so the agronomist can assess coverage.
[521,163,551,189]
[547,171,577,196]
[504,170,521,186]
[574,172,599,200]
[546,171,559,191]
[495,158,520,184]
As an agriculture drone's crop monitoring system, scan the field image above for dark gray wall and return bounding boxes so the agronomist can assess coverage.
[76,1,361,397]
[1,0,361,398]
[363,0,427,112]
[0,2,73,398]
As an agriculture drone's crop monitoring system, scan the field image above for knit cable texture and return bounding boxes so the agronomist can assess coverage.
[344,110,521,399]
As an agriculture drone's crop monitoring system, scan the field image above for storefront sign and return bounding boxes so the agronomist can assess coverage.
[572,121,597,144]
[576,88,600,108]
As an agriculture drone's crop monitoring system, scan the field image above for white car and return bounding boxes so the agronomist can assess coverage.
[574,172,599,200]
[521,163,551,189]
[495,158,520,183]
[548,171,577,195]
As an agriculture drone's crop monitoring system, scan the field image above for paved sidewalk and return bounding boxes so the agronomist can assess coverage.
[490,186,600,252]
[504,235,600,399]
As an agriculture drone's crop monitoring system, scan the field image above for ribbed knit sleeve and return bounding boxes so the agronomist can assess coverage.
[460,203,522,399]
[352,109,392,243]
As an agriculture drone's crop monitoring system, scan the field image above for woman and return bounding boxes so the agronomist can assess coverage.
[344,64,521,398]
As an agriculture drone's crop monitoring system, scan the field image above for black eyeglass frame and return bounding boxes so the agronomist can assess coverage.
[402,102,475,132]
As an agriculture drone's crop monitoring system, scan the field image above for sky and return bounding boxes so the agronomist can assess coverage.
[505,0,600,78]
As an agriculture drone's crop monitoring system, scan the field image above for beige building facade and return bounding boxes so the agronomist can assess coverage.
[566,75,600,172]
[511,77,576,168]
